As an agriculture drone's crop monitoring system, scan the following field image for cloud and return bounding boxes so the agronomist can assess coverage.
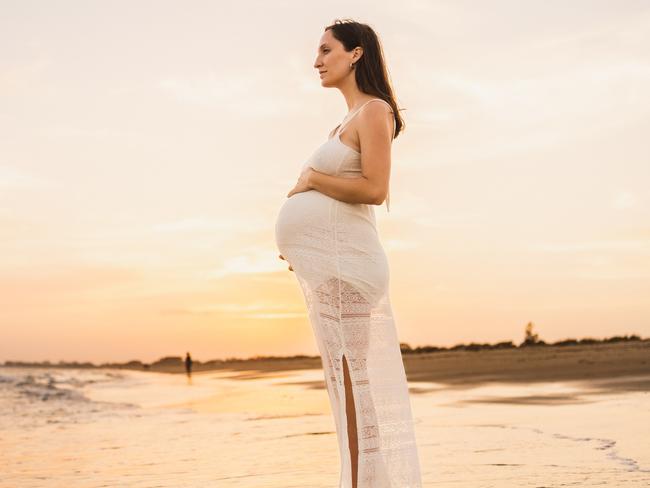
[203,248,284,280]
[574,270,650,280]
[157,68,303,117]
[158,71,256,106]
[611,191,638,210]
[162,301,306,319]
[386,194,485,228]
[0,165,59,190]
[531,240,650,253]
[244,312,306,319]
[420,62,650,125]
[385,238,420,251]
[40,125,137,142]
[403,7,650,162]
[151,216,269,233]
[0,57,53,93]
[1,265,142,296]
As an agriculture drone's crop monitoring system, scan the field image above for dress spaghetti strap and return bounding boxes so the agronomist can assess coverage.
[337,98,393,136]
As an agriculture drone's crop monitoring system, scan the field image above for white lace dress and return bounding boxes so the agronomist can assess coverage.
[274,98,422,487]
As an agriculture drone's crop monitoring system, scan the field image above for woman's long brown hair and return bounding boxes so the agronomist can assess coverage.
[325,18,405,140]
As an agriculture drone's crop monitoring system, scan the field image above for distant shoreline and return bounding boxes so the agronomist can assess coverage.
[3,337,649,391]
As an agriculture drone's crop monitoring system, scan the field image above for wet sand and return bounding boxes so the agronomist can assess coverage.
[2,354,649,487]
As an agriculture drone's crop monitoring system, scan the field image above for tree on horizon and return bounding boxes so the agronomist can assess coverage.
[524,321,541,344]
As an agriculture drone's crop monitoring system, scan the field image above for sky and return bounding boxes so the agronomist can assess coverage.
[1,0,649,363]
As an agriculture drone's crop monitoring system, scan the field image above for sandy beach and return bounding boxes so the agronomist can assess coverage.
[173,340,650,391]
[2,340,649,487]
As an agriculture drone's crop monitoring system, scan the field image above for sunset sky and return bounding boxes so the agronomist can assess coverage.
[2,1,649,363]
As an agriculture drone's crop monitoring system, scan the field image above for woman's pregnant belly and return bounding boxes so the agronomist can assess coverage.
[274,190,334,256]
[274,190,389,304]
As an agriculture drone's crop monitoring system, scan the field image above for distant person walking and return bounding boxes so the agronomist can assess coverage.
[184,352,192,377]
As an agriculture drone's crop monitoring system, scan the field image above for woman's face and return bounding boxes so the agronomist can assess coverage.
[313,30,359,87]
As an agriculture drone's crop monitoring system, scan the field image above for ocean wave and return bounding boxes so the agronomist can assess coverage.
[0,368,139,430]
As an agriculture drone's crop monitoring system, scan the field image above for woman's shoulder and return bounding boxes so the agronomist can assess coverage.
[356,98,395,141]
[361,97,394,114]
[357,98,395,126]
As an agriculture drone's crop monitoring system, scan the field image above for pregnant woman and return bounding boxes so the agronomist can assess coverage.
[274,19,423,487]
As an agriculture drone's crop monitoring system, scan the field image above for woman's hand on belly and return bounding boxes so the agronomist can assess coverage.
[287,167,315,198]
[279,254,294,271]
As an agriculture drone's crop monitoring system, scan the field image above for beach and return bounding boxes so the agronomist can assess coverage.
[1,341,649,487]
[208,340,650,387]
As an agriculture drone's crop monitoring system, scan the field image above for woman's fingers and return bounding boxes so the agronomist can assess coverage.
[279,254,293,271]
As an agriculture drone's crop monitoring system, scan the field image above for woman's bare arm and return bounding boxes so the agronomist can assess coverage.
[307,102,393,204]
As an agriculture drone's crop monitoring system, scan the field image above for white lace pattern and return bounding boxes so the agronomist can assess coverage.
[275,99,422,487]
